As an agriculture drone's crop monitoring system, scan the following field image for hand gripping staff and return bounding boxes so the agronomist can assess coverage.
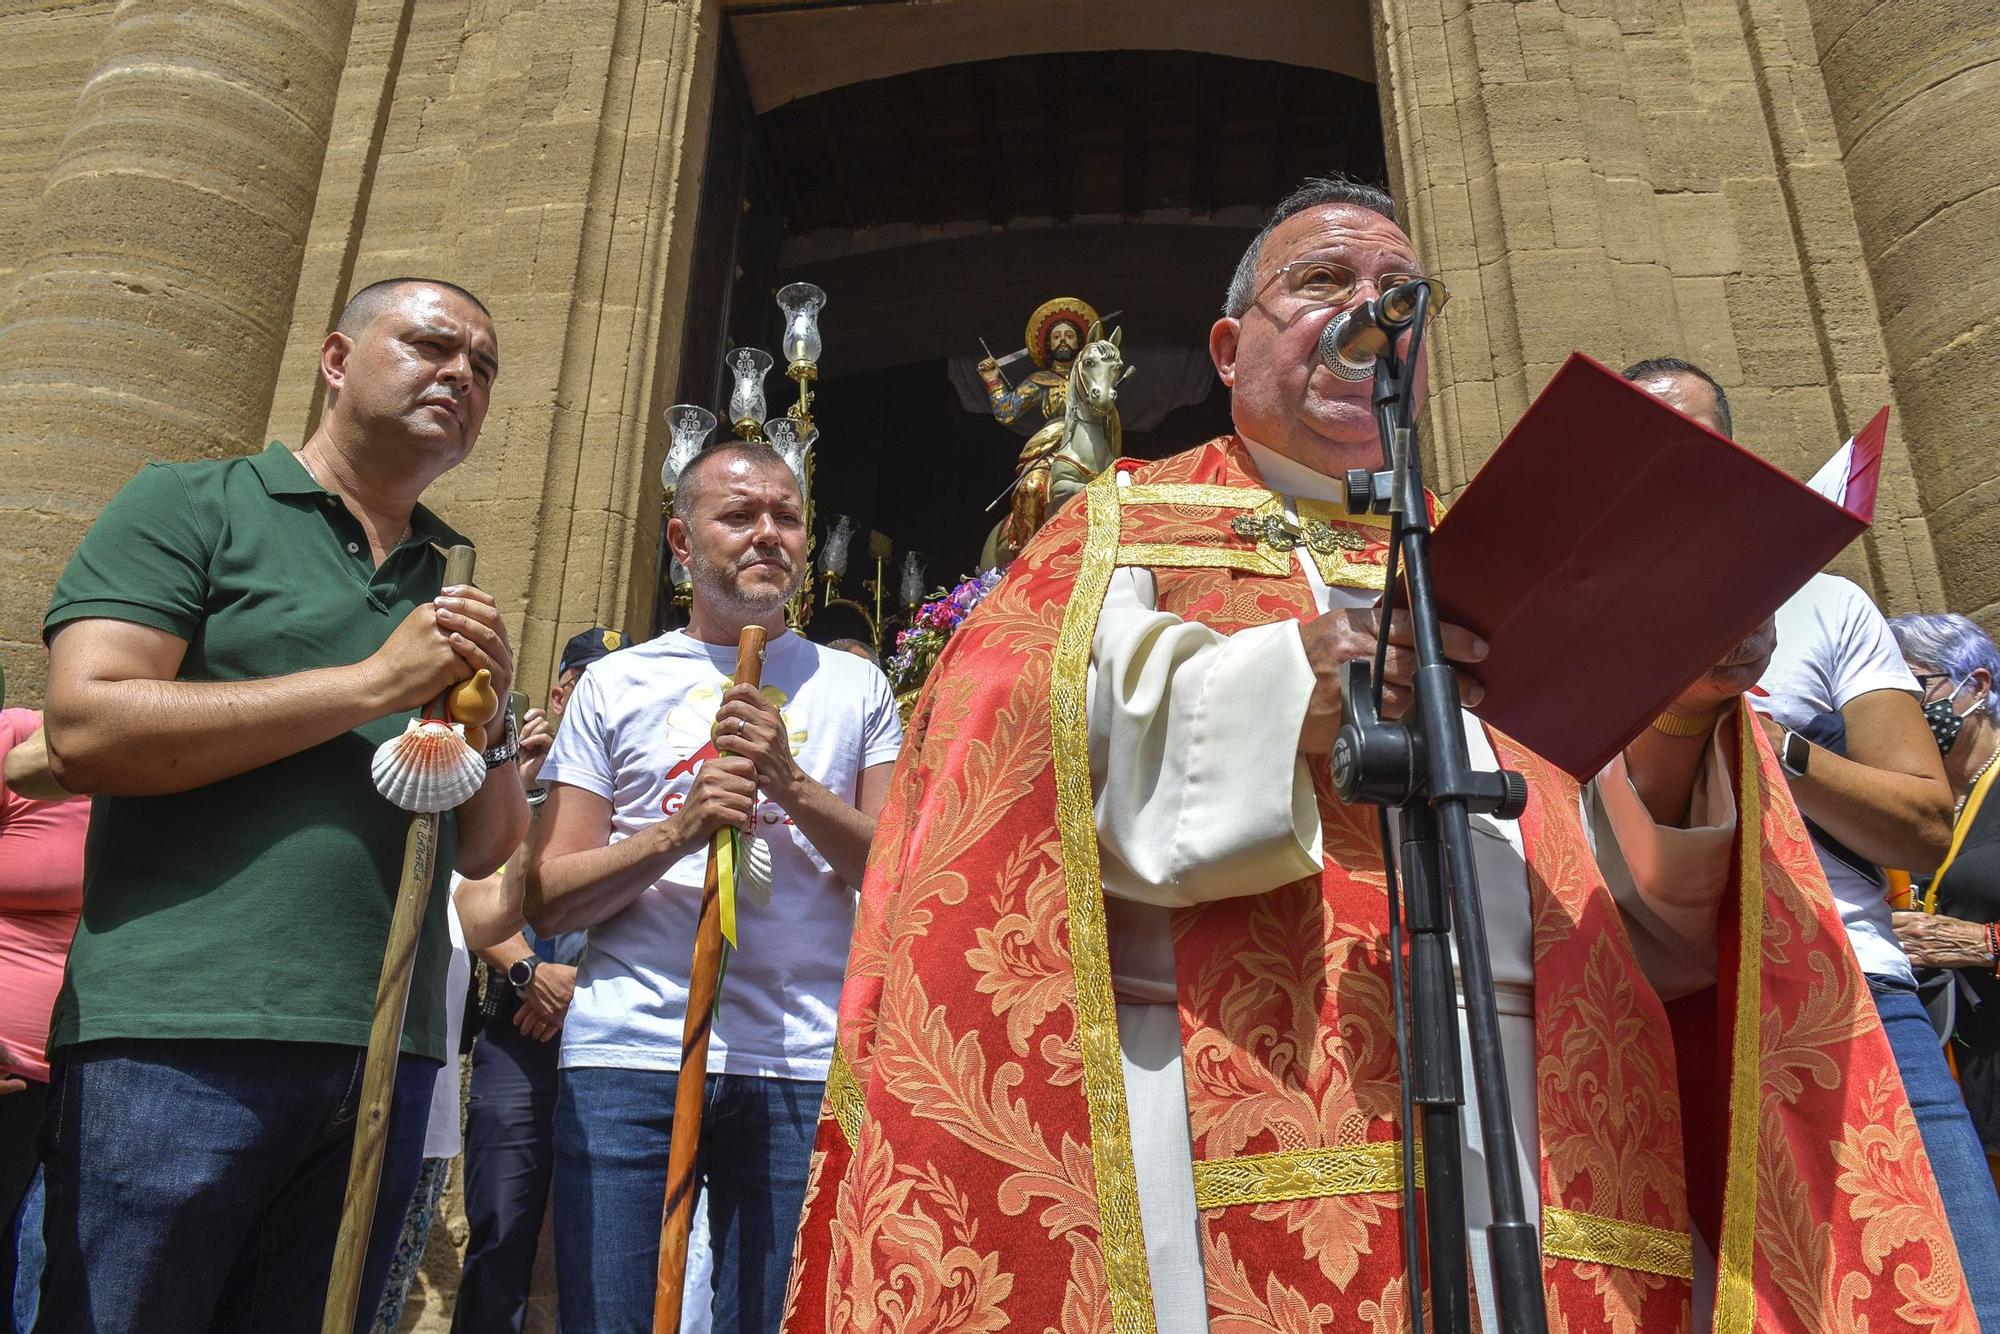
[321,544,483,1334]
[654,624,769,1333]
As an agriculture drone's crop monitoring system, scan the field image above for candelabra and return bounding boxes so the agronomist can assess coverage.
[654,281,830,632]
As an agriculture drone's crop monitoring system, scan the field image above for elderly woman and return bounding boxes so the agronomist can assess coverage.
[1889,611,2000,1179]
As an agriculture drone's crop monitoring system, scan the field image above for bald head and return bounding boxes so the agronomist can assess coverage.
[672,442,801,523]
[337,277,493,341]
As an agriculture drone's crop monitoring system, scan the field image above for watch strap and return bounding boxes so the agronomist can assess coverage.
[483,709,521,770]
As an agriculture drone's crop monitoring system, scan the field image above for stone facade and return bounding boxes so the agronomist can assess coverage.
[1,0,1991,709]
[0,0,1993,1327]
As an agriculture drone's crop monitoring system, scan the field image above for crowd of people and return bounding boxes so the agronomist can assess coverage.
[1,174,1997,1333]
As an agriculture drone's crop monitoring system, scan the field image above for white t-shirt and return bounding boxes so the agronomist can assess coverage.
[541,629,903,1080]
[1753,572,1921,983]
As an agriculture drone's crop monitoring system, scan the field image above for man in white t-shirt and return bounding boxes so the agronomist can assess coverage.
[1626,357,2000,1328]
[526,442,901,1333]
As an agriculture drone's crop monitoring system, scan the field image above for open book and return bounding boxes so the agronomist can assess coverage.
[1425,352,1887,780]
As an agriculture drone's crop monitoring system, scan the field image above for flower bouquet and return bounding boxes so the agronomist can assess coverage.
[888,567,1006,711]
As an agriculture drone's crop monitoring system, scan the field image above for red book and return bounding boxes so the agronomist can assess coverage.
[1428,353,1886,780]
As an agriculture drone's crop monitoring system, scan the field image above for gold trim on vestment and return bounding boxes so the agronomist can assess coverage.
[1116,483,1273,510]
[1713,707,1765,1333]
[826,1044,862,1150]
[1542,1206,1695,1280]
[1115,543,1291,575]
[1191,1142,1422,1210]
[1054,470,1157,1333]
[1113,484,1393,589]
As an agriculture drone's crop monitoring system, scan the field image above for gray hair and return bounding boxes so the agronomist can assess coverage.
[1888,613,2000,716]
[671,441,801,524]
[1223,174,1400,318]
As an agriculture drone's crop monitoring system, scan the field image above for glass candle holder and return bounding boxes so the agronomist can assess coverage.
[660,403,717,488]
[775,282,827,367]
[899,551,928,610]
[727,347,773,436]
[819,513,855,580]
[762,416,808,488]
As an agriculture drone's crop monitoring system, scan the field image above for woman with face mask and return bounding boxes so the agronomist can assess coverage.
[1890,611,2000,1187]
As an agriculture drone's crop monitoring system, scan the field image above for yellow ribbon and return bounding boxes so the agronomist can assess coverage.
[717,826,740,949]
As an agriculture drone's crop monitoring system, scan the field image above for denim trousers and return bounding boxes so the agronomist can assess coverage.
[1870,975,2000,1328]
[553,1066,821,1334]
[452,1013,562,1334]
[32,1038,436,1334]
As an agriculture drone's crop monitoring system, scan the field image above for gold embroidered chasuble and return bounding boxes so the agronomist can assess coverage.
[781,437,1973,1333]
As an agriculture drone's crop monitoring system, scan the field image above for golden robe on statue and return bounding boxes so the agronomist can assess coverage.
[781,436,1974,1333]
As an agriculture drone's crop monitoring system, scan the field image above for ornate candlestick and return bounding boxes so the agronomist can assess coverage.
[775,282,825,438]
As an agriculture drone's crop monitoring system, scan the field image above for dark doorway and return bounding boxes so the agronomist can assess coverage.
[663,42,1386,638]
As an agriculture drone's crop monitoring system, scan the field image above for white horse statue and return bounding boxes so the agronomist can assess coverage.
[981,321,1131,569]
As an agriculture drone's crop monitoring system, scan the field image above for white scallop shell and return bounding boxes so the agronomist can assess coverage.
[371,718,486,813]
[737,832,774,909]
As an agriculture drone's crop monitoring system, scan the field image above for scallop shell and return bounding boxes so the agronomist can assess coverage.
[737,832,774,908]
[372,718,486,813]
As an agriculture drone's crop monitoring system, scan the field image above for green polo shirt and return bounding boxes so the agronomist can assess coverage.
[43,442,467,1062]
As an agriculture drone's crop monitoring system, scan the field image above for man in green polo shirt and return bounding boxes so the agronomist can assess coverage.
[35,277,530,1333]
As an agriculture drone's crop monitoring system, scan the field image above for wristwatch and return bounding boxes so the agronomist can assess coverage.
[482,709,521,771]
[508,956,539,995]
[1779,728,1811,777]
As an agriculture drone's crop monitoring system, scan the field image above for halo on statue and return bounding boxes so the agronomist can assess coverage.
[1024,296,1100,371]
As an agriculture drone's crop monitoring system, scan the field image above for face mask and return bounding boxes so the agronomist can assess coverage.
[1923,677,1983,756]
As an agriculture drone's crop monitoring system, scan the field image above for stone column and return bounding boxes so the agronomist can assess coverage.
[1808,0,2000,624]
[0,0,357,701]
[1372,0,1941,611]
[267,0,728,701]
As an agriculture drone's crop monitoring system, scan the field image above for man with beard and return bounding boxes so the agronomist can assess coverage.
[977,295,1101,436]
[526,442,901,1332]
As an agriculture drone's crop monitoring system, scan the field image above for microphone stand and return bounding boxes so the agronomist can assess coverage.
[1328,285,1546,1334]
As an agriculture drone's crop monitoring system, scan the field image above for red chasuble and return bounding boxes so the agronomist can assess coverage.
[781,437,1973,1333]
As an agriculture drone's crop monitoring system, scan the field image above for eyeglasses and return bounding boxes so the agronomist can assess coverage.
[1915,671,1967,701]
[1256,258,1451,317]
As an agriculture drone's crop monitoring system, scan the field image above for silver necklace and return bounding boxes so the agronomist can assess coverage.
[300,450,412,546]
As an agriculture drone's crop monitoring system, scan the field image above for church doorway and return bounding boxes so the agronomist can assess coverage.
[659,21,1387,649]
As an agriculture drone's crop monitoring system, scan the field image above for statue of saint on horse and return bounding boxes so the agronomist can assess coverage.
[980,320,1131,570]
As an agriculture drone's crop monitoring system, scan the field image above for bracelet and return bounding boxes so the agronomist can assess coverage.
[525,785,548,808]
[1650,707,1721,738]
[1986,921,1999,971]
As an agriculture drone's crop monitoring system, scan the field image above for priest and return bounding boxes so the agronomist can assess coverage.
[780,177,1975,1333]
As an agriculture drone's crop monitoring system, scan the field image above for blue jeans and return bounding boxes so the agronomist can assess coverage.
[1871,975,2000,1328]
[11,1169,42,1334]
[554,1066,821,1333]
[32,1038,437,1334]
[454,1013,562,1333]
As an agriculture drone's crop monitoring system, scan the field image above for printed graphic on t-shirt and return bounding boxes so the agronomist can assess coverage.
[659,677,810,832]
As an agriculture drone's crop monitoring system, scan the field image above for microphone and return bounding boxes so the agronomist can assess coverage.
[1317,279,1440,382]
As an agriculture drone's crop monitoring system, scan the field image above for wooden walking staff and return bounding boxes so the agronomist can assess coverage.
[654,624,769,1333]
[321,543,480,1334]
